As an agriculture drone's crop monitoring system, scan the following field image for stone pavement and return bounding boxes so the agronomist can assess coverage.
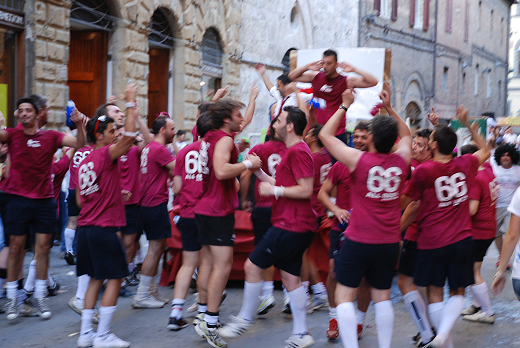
[1,243,519,348]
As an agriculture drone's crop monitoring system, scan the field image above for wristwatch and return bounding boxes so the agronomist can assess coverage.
[339,104,348,112]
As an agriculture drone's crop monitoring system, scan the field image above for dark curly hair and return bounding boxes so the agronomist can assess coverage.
[495,143,520,166]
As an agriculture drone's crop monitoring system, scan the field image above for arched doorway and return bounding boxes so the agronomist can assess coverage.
[68,0,117,118]
[406,102,422,134]
[282,48,297,73]
[148,8,175,128]
[200,28,222,101]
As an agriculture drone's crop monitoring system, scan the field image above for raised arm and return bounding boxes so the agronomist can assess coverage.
[340,62,378,88]
[288,61,322,83]
[319,89,363,172]
[255,63,274,91]
[211,85,229,101]
[213,136,261,180]
[237,84,259,134]
[457,105,490,166]
[109,84,137,161]
[380,86,412,165]
[61,108,86,149]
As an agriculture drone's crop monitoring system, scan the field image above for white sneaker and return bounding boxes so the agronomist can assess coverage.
[307,296,328,314]
[34,297,51,319]
[462,310,496,324]
[69,296,85,315]
[284,333,315,348]
[187,293,199,313]
[219,316,252,338]
[461,305,481,316]
[149,283,170,303]
[193,313,205,326]
[93,332,130,348]
[131,295,165,308]
[257,294,276,315]
[78,330,96,348]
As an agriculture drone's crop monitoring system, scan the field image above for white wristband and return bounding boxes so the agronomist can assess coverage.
[125,102,136,109]
[274,186,284,200]
[123,131,137,137]
[243,159,253,170]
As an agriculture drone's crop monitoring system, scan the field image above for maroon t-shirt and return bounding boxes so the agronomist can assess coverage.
[404,154,479,249]
[69,146,92,190]
[3,127,65,199]
[52,155,71,217]
[250,140,287,208]
[403,159,430,242]
[118,146,141,205]
[173,141,206,219]
[469,165,498,240]
[312,72,348,136]
[139,141,176,207]
[327,161,351,229]
[345,152,409,244]
[194,129,239,217]
[311,148,332,217]
[271,141,316,233]
[77,146,126,227]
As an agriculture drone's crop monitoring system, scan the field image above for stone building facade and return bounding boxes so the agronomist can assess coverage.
[508,2,520,116]
[0,0,513,134]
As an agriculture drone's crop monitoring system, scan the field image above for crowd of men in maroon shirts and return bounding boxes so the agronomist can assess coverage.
[0,48,516,348]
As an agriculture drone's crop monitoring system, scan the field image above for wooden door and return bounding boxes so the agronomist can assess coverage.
[68,31,107,118]
[148,49,170,128]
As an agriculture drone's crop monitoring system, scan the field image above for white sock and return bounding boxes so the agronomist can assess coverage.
[64,228,75,253]
[428,302,445,345]
[24,260,37,292]
[34,279,47,299]
[403,290,434,343]
[6,281,17,300]
[137,275,152,297]
[436,295,464,343]
[76,275,90,301]
[337,302,359,348]
[329,306,337,319]
[170,299,185,319]
[97,306,116,337]
[238,281,263,321]
[311,282,327,296]
[356,309,366,325]
[198,303,207,313]
[262,280,274,299]
[375,300,393,348]
[288,286,308,336]
[301,281,309,295]
[471,282,493,315]
[46,270,55,287]
[282,285,288,299]
[81,309,95,335]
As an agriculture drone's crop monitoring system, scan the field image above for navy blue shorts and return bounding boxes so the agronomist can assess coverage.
[195,213,235,247]
[140,203,172,240]
[121,204,142,235]
[472,238,494,263]
[177,217,201,251]
[251,207,272,246]
[398,239,417,277]
[68,189,81,216]
[249,227,314,277]
[335,238,399,290]
[414,237,474,290]
[76,226,129,280]
[329,229,345,259]
[4,195,57,236]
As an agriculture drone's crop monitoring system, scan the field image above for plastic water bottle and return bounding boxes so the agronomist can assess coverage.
[66,100,75,128]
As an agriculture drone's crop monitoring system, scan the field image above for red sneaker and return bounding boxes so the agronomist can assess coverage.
[357,324,363,339]
[326,318,339,341]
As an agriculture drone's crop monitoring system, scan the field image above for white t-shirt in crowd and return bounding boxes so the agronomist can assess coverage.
[492,164,520,207]
[503,133,518,144]
[506,187,520,279]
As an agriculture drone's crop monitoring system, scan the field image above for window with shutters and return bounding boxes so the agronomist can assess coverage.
[464,1,469,42]
[443,67,449,91]
[414,0,423,30]
[487,73,492,98]
[490,10,494,37]
[445,0,452,33]
[474,65,479,96]
[477,1,481,31]
[380,0,392,18]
